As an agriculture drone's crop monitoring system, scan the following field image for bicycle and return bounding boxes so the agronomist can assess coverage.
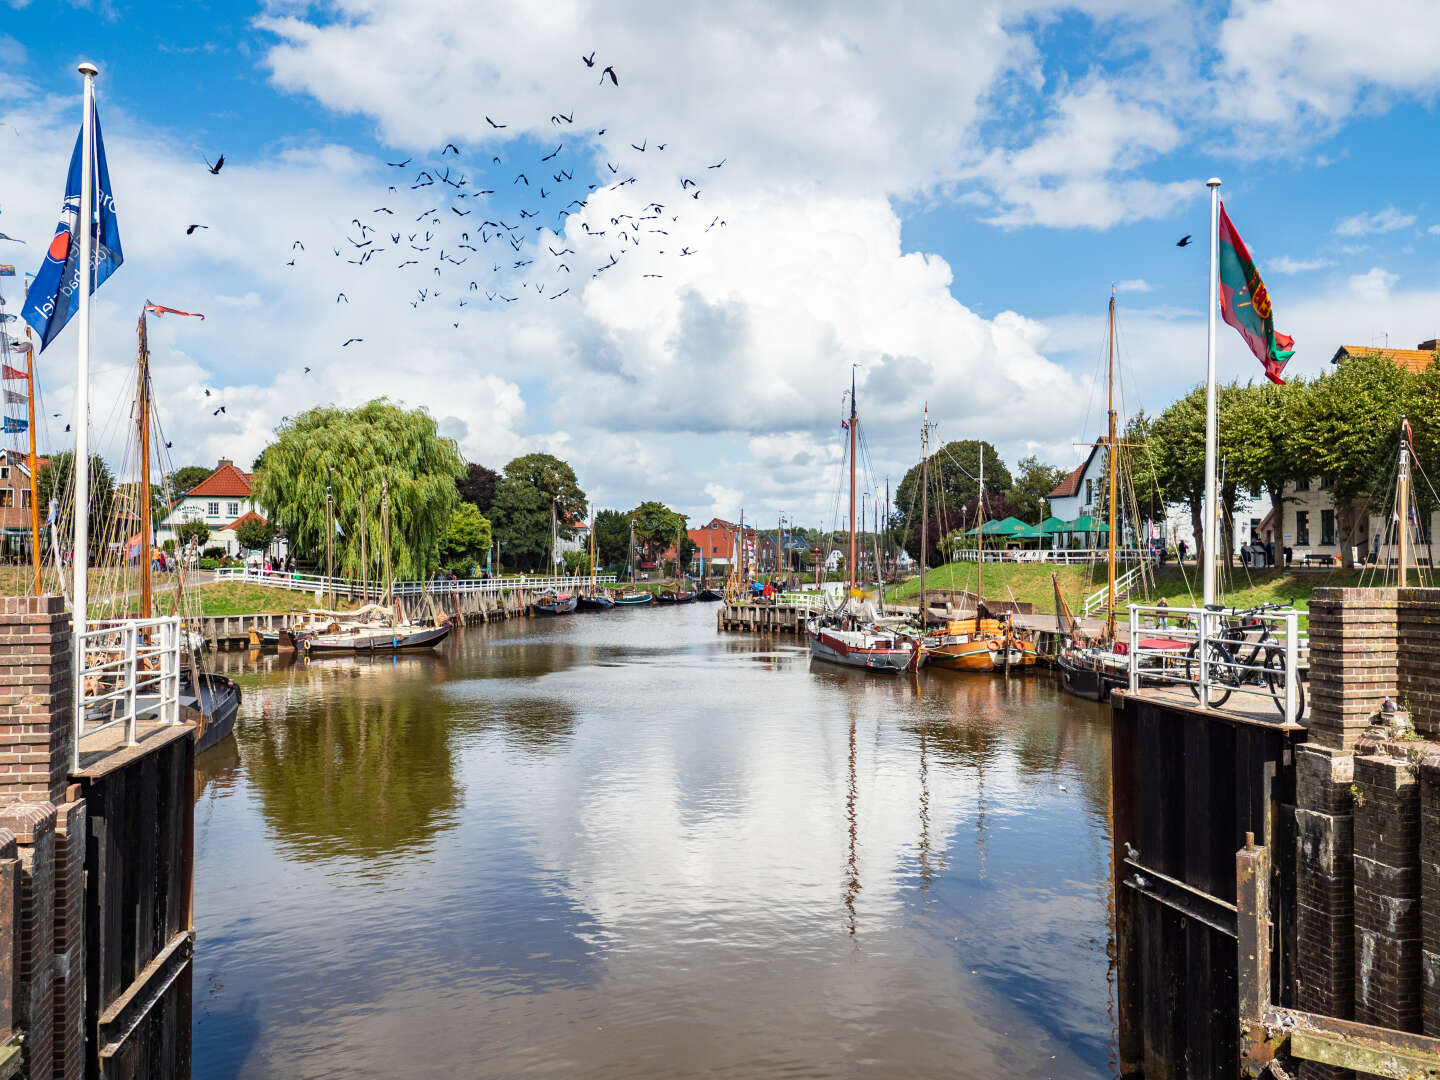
[1185,601,1306,718]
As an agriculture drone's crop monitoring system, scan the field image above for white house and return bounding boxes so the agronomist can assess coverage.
[1046,437,1107,522]
[157,458,284,558]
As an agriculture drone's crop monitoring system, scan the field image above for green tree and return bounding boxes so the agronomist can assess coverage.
[893,440,1013,565]
[1007,455,1066,522]
[562,549,591,574]
[438,502,492,573]
[488,453,587,572]
[235,516,276,553]
[166,464,213,500]
[37,452,115,557]
[175,519,210,550]
[253,399,464,580]
[629,500,685,564]
[593,508,631,567]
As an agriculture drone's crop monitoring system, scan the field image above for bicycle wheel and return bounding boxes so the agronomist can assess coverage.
[1265,648,1306,719]
[1185,642,1233,707]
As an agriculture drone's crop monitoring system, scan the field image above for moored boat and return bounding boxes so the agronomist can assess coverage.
[576,593,614,610]
[612,591,653,606]
[184,670,241,753]
[303,620,453,653]
[534,590,578,615]
[697,586,723,601]
[925,617,1036,671]
[808,617,919,674]
[656,588,697,604]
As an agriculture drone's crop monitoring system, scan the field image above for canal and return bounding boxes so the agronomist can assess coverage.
[192,603,1117,1079]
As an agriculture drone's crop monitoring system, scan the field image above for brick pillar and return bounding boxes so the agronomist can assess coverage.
[1398,588,1440,738]
[1307,589,1397,749]
[0,595,72,805]
[1353,753,1422,1032]
[0,828,16,1046]
[0,803,56,1078]
[51,791,85,1080]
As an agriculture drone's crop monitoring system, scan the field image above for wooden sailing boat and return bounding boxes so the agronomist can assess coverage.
[657,518,697,603]
[577,512,613,609]
[807,371,918,674]
[922,408,1038,672]
[534,496,578,614]
[611,516,652,604]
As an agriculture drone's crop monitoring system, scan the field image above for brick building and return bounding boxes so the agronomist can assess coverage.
[0,449,44,560]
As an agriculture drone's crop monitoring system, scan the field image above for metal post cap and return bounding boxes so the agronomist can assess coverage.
[1206,177,1222,187]
[78,62,99,76]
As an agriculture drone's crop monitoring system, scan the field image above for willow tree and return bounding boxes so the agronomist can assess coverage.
[254,399,463,580]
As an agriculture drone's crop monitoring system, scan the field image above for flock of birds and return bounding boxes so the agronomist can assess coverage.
[185,52,732,379]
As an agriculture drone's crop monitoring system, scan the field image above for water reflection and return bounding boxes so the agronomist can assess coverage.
[194,606,1117,1079]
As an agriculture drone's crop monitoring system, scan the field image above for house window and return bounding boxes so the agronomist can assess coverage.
[0,490,12,508]
[207,501,220,516]
[1321,509,1336,546]
[1319,475,1332,490]
[228,502,240,517]
[0,466,8,479]
[1085,479,1093,505]
[1296,510,1310,546]
[1294,478,1310,492]
[20,490,29,508]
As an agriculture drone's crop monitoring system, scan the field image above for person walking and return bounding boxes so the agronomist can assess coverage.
[1178,539,1189,563]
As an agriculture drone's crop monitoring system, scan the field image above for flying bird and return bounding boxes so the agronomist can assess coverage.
[342,338,363,346]
[631,139,646,152]
[708,158,725,169]
[541,144,562,162]
[336,293,348,303]
[443,143,460,155]
[551,111,574,124]
[303,366,311,374]
[485,116,506,128]
[203,389,211,397]
[213,406,226,415]
[386,158,412,168]
[185,224,208,235]
[1177,235,1192,247]
[292,240,304,250]
[582,51,596,67]
[600,65,618,86]
[204,154,225,175]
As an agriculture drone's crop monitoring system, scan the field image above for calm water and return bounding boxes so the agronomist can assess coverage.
[192,604,1117,1079]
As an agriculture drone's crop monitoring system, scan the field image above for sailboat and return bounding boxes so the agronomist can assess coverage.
[576,512,614,609]
[534,497,578,614]
[611,516,653,604]
[920,407,1038,672]
[657,520,697,603]
[1055,291,1180,699]
[807,372,920,674]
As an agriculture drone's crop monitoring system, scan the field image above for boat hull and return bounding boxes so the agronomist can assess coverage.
[184,671,241,754]
[304,623,453,654]
[534,594,579,615]
[808,627,915,674]
[612,593,653,606]
[656,590,697,604]
[696,588,723,602]
[576,594,614,610]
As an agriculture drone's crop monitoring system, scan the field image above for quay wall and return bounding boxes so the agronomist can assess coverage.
[0,596,193,1079]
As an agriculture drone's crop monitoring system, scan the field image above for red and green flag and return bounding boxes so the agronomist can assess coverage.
[1218,202,1293,385]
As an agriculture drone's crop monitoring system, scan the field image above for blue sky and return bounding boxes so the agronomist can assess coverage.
[2,0,1439,527]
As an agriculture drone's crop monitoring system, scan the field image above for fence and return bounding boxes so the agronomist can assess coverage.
[75,615,183,771]
[1124,602,1304,726]
[1082,564,1147,616]
[952,547,1154,565]
[213,567,617,600]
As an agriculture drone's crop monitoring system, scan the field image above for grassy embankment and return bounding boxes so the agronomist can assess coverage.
[100,582,364,618]
[886,561,1370,614]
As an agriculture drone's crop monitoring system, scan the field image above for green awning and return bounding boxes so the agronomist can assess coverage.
[1038,516,1071,535]
[1010,523,1043,540]
[969,516,1030,537]
[1066,514,1109,533]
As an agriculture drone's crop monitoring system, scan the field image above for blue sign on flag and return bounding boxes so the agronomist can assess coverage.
[22,102,123,350]
[1,416,27,434]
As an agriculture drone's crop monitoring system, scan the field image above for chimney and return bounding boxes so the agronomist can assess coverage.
[218,458,233,469]
[1417,340,1439,351]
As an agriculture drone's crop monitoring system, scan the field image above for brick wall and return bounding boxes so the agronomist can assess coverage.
[51,793,85,1080]
[0,802,55,1077]
[1398,589,1440,737]
[1307,589,1398,749]
[0,595,72,805]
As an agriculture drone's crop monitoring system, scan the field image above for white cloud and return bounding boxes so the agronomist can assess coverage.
[1115,279,1153,293]
[1428,225,1440,236]
[1334,207,1416,237]
[1268,256,1335,275]
[1347,267,1398,301]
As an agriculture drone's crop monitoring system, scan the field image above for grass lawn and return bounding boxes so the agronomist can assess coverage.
[102,582,363,618]
[887,560,1373,615]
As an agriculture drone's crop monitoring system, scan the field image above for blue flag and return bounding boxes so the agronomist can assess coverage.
[2,417,27,434]
[22,103,123,351]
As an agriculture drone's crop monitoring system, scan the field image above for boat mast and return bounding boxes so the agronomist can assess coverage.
[884,477,890,582]
[550,497,558,575]
[977,448,985,602]
[1399,417,1412,587]
[589,511,596,590]
[136,308,153,619]
[776,513,782,582]
[848,367,857,600]
[628,517,635,582]
[325,482,334,609]
[919,403,928,625]
[359,489,368,599]
[1106,289,1119,640]
[24,328,40,593]
[381,479,392,614]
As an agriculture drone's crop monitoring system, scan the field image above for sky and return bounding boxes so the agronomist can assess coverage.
[3,0,1440,531]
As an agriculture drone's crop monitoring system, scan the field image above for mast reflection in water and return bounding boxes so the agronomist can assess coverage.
[194,606,1117,1079]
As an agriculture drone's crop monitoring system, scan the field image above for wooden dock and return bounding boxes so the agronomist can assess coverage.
[717,602,813,635]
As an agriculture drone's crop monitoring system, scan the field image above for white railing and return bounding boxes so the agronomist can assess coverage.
[75,616,183,772]
[213,567,616,599]
[1125,602,1305,726]
[952,548,1154,565]
[1083,564,1147,616]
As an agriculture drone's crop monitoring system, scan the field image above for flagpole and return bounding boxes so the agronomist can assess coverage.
[1203,177,1221,608]
[73,62,97,764]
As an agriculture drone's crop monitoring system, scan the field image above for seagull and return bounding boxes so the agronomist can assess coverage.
[303,366,311,374]
[1177,235,1192,247]
[485,116,506,129]
[342,338,363,346]
[1124,841,1140,861]
[185,224,208,235]
[541,144,562,162]
[204,154,225,175]
[708,158,726,169]
[204,389,211,397]
[386,158,412,168]
[336,293,348,304]
[213,406,226,415]
[583,52,596,67]
[600,65,618,86]
[442,143,460,155]
[292,240,304,250]
[1127,874,1151,890]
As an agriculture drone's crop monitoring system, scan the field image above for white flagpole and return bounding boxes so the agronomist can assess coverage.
[1203,177,1221,608]
[73,61,97,757]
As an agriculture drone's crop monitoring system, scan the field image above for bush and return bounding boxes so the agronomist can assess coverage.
[197,558,222,570]
[203,546,225,560]
[162,539,176,553]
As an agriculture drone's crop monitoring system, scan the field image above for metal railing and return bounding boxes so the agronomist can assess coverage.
[1083,564,1147,616]
[213,567,617,599]
[75,616,183,772]
[1125,602,1305,726]
[952,548,1154,565]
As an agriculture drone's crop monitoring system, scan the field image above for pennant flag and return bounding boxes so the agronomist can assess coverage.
[3,389,25,405]
[2,417,27,433]
[0,266,14,277]
[5,338,31,353]
[45,498,56,526]
[22,101,123,350]
[1218,202,1294,385]
[1,364,26,380]
[144,302,204,320]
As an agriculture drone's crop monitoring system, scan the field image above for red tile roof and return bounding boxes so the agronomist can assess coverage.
[1331,344,1438,374]
[1047,438,1106,499]
[188,462,253,498]
[217,510,266,532]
